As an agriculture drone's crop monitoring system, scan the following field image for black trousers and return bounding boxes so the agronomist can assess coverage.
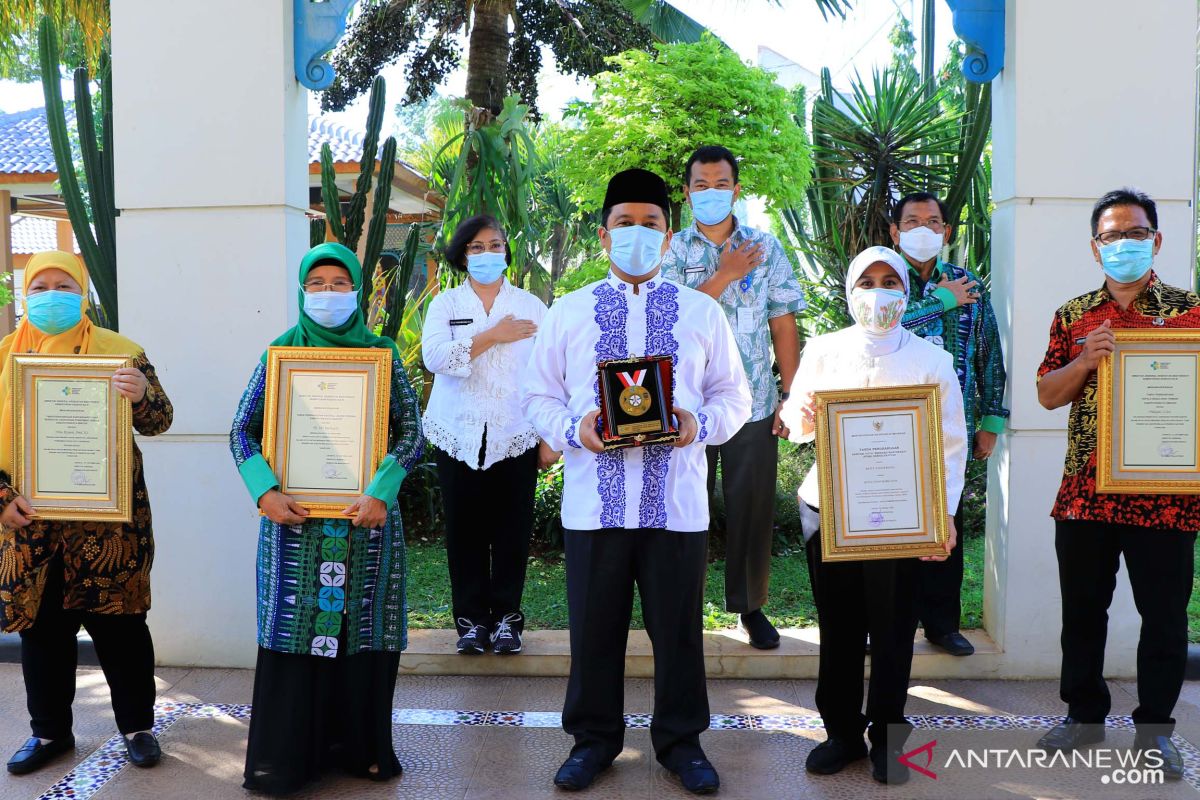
[1055,520,1195,730]
[436,445,538,634]
[805,531,918,747]
[707,415,777,613]
[562,528,709,767]
[20,555,156,740]
[915,500,965,638]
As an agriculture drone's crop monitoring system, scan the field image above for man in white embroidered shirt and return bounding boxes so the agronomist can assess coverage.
[524,168,751,795]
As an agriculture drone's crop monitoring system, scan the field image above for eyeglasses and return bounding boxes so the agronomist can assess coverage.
[301,279,355,293]
[1094,227,1156,246]
[900,219,945,233]
[466,240,506,255]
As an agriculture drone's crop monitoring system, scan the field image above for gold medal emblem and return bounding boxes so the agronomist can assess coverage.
[619,385,651,416]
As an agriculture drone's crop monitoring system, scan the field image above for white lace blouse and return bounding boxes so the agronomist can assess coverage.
[422,279,548,470]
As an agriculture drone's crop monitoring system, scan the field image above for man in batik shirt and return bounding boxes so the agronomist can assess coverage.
[1036,187,1200,781]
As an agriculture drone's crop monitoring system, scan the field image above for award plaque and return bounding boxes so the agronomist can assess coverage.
[813,384,949,561]
[1096,329,1200,493]
[262,347,392,517]
[10,354,134,522]
[597,355,679,449]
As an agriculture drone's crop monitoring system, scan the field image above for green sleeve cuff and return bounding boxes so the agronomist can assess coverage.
[238,454,280,503]
[980,415,1007,434]
[933,286,957,311]
[365,455,408,509]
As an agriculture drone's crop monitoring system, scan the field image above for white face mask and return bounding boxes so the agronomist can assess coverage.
[850,288,906,334]
[898,226,944,263]
[303,290,359,328]
[606,225,666,277]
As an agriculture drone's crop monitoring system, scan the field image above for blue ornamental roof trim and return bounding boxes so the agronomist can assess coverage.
[294,0,357,91]
[946,0,1004,83]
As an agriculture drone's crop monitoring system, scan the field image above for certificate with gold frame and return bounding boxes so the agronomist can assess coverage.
[262,347,392,518]
[814,384,949,562]
[1096,329,1200,494]
[10,354,134,523]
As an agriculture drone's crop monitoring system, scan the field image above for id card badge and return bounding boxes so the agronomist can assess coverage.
[737,307,757,334]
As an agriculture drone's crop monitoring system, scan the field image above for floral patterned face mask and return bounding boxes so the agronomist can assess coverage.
[850,288,906,334]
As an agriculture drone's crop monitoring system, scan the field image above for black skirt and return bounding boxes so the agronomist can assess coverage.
[242,646,402,795]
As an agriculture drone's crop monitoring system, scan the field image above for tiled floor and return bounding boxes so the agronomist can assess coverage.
[1,664,1199,799]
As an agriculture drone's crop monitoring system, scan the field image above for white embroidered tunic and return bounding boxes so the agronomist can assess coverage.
[523,274,752,532]
[422,279,548,470]
[780,327,968,511]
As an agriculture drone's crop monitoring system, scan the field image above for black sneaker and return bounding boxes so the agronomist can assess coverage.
[456,618,489,654]
[805,737,867,774]
[738,609,781,650]
[491,613,523,655]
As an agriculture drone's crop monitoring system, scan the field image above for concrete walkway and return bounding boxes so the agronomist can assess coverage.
[2,664,1200,799]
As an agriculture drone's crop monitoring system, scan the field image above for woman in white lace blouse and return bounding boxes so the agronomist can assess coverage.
[422,215,553,656]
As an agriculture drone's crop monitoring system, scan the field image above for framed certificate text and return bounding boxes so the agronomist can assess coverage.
[1096,329,1200,494]
[262,347,392,517]
[10,354,134,523]
[813,384,950,561]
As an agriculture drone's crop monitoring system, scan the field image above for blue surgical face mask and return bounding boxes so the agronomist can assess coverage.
[690,188,734,226]
[466,251,507,285]
[606,225,666,277]
[1098,238,1154,284]
[25,290,83,335]
[303,289,359,328]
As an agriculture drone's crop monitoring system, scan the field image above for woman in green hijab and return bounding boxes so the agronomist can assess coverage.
[230,243,424,795]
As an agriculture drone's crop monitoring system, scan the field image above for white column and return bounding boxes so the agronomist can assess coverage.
[112,0,308,667]
[987,0,1198,677]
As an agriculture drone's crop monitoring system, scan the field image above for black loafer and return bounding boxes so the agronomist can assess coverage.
[870,746,910,784]
[926,631,975,656]
[738,609,781,650]
[1135,730,1185,781]
[671,757,720,794]
[554,749,611,791]
[805,737,868,774]
[6,736,75,775]
[124,732,161,768]
[1037,718,1105,751]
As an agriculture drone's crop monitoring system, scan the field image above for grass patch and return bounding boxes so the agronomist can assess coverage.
[407,536,983,633]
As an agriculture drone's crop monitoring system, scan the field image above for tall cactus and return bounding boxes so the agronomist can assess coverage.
[38,15,118,328]
[317,74,397,311]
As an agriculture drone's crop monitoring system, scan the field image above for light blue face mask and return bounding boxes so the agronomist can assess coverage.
[25,290,83,335]
[466,251,507,285]
[690,188,734,226]
[302,289,359,328]
[607,225,666,277]
[1098,238,1154,284]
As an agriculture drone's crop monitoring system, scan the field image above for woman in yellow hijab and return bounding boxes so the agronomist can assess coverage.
[0,251,174,776]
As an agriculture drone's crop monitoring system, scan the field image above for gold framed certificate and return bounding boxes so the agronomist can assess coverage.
[1096,329,1200,494]
[814,384,949,561]
[262,347,392,518]
[10,354,134,523]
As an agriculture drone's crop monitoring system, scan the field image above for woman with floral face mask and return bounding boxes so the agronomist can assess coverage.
[421,215,549,656]
[779,245,967,785]
[230,242,424,795]
[0,251,174,775]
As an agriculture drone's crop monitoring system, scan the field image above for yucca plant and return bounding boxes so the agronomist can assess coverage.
[781,66,988,335]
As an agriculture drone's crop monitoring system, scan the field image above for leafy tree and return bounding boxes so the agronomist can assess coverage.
[0,1,107,78]
[887,16,918,83]
[322,0,853,117]
[558,35,813,228]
